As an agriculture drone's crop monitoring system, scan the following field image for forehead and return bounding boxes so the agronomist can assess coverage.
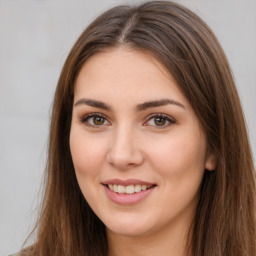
[74,47,189,108]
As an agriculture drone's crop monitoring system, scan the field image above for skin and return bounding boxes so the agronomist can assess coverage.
[70,47,215,256]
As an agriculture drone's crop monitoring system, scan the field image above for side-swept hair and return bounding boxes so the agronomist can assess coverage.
[24,1,256,255]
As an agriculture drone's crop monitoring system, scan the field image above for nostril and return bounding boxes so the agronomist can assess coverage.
[106,147,144,169]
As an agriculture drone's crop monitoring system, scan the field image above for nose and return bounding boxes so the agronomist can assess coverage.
[106,125,144,170]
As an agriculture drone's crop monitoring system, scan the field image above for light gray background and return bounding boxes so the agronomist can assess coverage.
[0,0,255,255]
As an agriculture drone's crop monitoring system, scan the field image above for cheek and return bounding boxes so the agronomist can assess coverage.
[146,128,207,183]
[69,130,108,209]
[69,131,106,178]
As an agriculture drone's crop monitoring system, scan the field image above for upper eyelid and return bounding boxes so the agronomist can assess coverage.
[145,113,175,122]
[143,114,176,129]
[82,112,108,118]
[80,112,110,123]
[79,112,175,124]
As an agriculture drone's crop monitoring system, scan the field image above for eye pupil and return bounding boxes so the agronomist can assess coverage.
[154,117,166,126]
[93,117,104,125]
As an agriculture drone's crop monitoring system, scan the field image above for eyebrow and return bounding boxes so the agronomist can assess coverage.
[74,98,112,110]
[136,99,185,111]
[74,98,185,111]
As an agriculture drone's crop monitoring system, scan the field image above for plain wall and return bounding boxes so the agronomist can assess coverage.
[0,0,255,255]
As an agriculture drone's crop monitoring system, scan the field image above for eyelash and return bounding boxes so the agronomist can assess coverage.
[80,113,110,128]
[144,113,175,128]
[80,113,175,128]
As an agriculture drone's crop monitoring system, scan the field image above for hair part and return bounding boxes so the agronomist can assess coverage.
[24,1,256,256]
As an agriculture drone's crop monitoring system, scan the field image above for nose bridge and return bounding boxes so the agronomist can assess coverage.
[107,122,143,168]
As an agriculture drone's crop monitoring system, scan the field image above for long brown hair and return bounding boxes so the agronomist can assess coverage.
[23,1,256,255]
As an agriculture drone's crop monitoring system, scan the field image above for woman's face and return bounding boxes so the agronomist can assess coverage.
[70,48,215,238]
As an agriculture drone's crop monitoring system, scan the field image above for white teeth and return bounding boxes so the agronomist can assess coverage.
[113,184,118,193]
[126,185,135,194]
[141,185,147,191]
[117,185,126,193]
[134,184,141,193]
[107,184,153,194]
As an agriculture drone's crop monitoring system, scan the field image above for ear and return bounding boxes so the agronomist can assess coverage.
[205,153,216,171]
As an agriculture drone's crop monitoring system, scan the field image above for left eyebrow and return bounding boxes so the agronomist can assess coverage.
[136,99,185,111]
[74,98,112,111]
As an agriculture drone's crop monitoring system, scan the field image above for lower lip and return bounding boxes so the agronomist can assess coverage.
[103,185,156,205]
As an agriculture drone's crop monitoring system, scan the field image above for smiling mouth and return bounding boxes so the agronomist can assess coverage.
[102,180,157,205]
[106,184,155,194]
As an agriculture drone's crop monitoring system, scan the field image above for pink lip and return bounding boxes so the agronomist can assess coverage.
[102,179,156,205]
[102,179,155,186]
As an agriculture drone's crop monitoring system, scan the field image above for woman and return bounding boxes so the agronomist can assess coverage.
[17,1,256,255]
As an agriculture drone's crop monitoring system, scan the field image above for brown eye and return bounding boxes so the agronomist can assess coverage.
[81,113,110,128]
[93,116,105,125]
[154,117,166,126]
[145,114,175,128]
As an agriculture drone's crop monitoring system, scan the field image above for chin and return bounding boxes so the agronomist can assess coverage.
[104,214,155,237]
[107,224,150,237]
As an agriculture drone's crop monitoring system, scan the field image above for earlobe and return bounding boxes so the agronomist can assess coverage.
[205,153,216,171]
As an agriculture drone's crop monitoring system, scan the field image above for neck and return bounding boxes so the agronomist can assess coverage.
[107,219,193,256]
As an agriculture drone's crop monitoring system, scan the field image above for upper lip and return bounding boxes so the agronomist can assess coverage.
[102,179,156,186]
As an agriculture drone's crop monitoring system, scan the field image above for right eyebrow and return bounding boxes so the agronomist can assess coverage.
[136,98,185,111]
[74,98,112,111]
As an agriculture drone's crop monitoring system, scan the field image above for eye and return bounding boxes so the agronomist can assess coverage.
[80,113,110,128]
[145,114,175,128]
